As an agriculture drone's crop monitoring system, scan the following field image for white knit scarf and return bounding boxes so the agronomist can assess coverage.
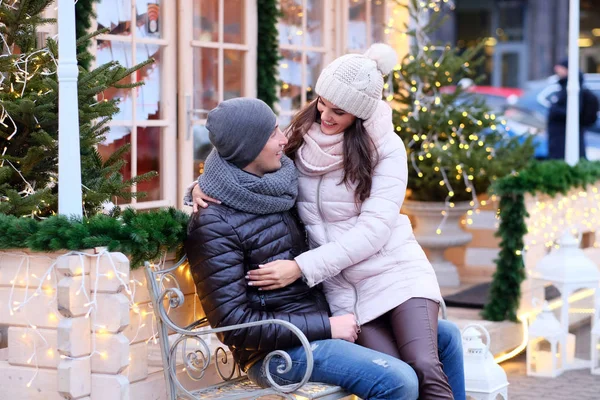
[296,123,345,176]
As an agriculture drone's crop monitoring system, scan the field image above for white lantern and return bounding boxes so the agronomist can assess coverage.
[462,324,509,400]
[592,292,600,375]
[526,301,566,378]
[529,231,600,370]
[532,231,600,286]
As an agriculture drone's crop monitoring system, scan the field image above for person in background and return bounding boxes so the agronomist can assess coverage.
[547,58,599,160]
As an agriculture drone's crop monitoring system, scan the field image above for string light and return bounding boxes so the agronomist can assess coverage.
[4,249,174,388]
[492,186,599,363]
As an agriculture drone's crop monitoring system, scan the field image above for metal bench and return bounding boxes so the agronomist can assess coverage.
[144,256,351,400]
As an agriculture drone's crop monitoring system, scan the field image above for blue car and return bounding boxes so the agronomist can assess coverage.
[501,74,600,160]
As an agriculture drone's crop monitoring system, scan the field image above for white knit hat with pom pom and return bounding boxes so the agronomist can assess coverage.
[315,43,397,120]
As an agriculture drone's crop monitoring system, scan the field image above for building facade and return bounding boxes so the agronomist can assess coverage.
[435,0,600,88]
[68,0,412,210]
[41,0,600,211]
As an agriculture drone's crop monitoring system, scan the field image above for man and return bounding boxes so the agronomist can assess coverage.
[185,98,465,399]
[547,58,599,160]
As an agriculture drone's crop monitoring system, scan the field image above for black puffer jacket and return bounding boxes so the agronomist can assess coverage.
[185,204,332,371]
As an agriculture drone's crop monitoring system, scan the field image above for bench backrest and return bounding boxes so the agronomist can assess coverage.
[144,256,215,400]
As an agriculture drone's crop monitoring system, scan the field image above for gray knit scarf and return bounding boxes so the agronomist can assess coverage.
[198,149,298,214]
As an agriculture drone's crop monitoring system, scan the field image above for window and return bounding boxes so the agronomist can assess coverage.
[194,0,252,111]
[95,0,176,208]
[278,0,330,126]
[191,0,254,175]
[277,0,389,124]
[345,0,387,53]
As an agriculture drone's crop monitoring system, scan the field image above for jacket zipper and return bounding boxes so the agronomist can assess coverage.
[315,176,361,330]
[259,294,266,308]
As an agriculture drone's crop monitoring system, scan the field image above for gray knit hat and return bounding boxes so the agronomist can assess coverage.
[315,43,398,120]
[206,98,277,168]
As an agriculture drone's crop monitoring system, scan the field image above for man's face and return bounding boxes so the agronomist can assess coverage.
[555,65,568,78]
[243,126,288,177]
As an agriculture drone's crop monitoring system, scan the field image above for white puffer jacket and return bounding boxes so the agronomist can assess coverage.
[294,101,442,325]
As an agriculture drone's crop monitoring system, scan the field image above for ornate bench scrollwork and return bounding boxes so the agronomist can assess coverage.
[144,257,345,400]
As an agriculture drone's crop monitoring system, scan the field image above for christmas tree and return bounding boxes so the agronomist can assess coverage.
[391,0,533,204]
[0,0,156,218]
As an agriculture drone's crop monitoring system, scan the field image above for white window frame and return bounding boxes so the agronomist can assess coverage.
[277,0,397,117]
[176,0,257,208]
[92,0,178,210]
[277,0,334,121]
[341,0,390,54]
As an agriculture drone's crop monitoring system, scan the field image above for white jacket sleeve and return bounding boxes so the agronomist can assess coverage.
[295,103,408,287]
[182,180,198,206]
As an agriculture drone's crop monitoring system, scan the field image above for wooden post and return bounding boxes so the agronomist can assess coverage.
[565,0,580,166]
[57,0,83,218]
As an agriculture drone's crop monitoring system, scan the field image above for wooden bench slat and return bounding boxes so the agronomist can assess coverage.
[187,376,348,400]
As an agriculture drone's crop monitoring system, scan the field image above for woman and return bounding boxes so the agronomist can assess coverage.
[190,44,459,399]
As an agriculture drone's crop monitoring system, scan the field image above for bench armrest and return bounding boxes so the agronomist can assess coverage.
[144,258,314,399]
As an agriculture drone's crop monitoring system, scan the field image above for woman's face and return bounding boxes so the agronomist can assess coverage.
[317,97,356,135]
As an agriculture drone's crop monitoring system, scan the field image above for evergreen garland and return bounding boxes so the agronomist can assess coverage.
[256,0,281,109]
[75,0,99,71]
[482,160,600,321]
[0,208,189,268]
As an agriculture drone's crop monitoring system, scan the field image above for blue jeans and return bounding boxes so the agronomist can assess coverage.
[247,339,419,399]
[438,320,466,400]
[247,320,465,400]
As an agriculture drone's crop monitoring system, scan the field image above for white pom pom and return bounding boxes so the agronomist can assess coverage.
[364,43,398,75]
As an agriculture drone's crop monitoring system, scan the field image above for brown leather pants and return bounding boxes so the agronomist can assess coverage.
[357,298,454,400]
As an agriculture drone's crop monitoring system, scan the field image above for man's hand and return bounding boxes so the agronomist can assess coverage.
[330,314,358,342]
[246,260,302,290]
[191,183,221,212]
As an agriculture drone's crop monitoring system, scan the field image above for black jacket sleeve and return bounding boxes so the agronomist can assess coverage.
[185,213,331,352]
[582,89,599,127]
[549,88,568,121]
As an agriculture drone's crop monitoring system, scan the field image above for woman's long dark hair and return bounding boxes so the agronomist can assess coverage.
[285,98,379,203]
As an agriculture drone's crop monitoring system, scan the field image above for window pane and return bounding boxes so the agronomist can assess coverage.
[497,2,525,42]
[279,50,303,112]
[279,114,293,130]
[98,127,132,205]
[371,0,386,44]
[279,0,303,46]
[137,45,162,121]
[192,124,213,176]
[306,52,324,103]
[97,0,132,35]
[194,47,219,110]
[306,0,324,47]
[501,53,520,88]
[223,50,245,100]
[195,0,219,42]
[347,0,367,50]
[136,126,161,202]
[97,40,134,121]
[136,0,162,39]
[223,0,245,44]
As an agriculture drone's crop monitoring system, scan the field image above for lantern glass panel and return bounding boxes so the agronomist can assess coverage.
[556,342,563,370]
[594,339,600,370]
[531,340,562,373]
